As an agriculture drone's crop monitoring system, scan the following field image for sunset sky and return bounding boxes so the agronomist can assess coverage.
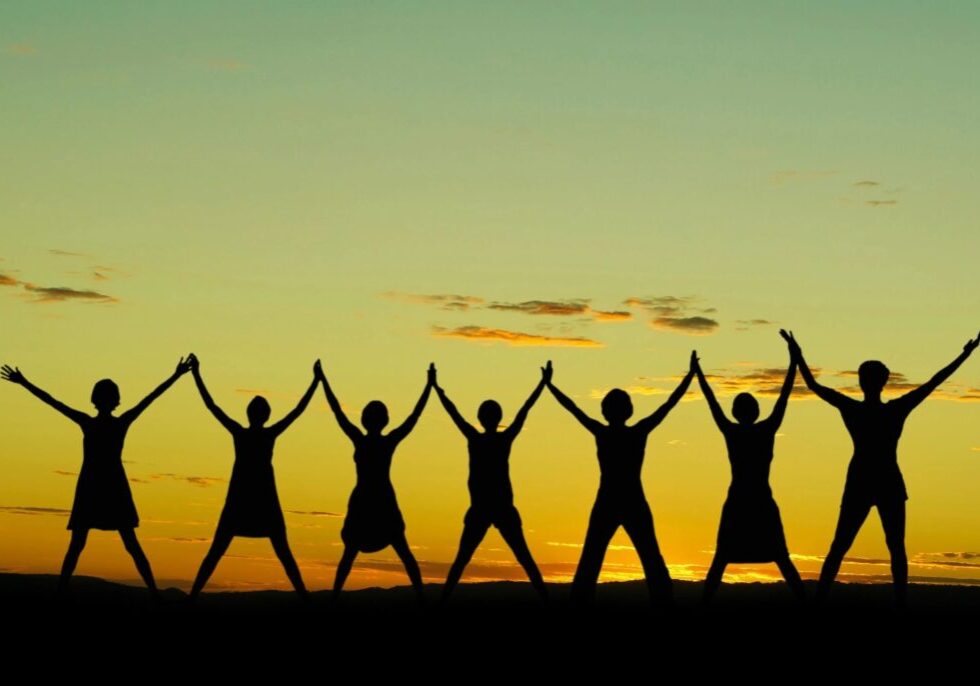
[2,3,978,592]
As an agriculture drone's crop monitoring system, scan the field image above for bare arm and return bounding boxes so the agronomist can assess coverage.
[318,368,362,442]
[781,330,853,409]
[505,361,552,438]
[546,377,603,435]
[121,356,193,423]
[764,354,797,428]
[388,364,435,444]
[432,367,478,439]
[895,331,978,412]
[692,355,730,431]
[189,357,240,433]
[636,352,696,433]
[270,361,321,436]
[1,366,88,424]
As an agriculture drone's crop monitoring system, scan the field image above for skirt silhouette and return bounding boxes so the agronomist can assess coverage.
[341,484,405,553]
[715,489,789,563]
[217,464,286,538]
[67,463,139,531]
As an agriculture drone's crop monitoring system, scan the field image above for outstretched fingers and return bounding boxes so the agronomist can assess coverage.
[1,365,24,384]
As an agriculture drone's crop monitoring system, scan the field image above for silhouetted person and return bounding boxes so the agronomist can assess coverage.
[434,362,551,603]
[320,363,434,602]
[694,346,805,604]
[546,354,696,607]
[188,355,318,599]
[784,329,979,608]
[1,358,192,596]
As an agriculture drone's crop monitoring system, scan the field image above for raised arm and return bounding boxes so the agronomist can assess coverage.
[318,366,362,442]
[270,360,321,436]
[505,361,551,438]
[432,366,478,439]
[781,330,853,409]
[1,365,88,424]
[895,331,979,412]
[189,356,240,433]
[764,353,798,428]
[692,354,730,431]
[636,351,696,433]
[388,364,435,444]
[121,355,193,423]
[546,371,603,435]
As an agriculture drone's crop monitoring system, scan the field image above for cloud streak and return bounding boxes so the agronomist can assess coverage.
[22,283,118,304]
[285,509,344,518]
[488,300,590,316]
[867,200,897,207]
[0,506,71,516]
[432,325,603,348]
[382,291,485,311]
[147,473,227,488]
[651,316,719,335]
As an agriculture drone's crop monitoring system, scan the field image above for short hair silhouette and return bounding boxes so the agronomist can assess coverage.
[601,389,633,424]
[246,396,271,426]
[361,400,389,432]
[732,392,760,424]
[477,400,503,430]
[91,379,120,411]
[858,360,890,393]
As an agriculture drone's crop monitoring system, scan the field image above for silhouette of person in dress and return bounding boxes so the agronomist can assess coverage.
[693,344,805,603]
[784,329,979,607]
[1,358,192,596]
[546,354,696,607]
[187,355,319,599]
[434,362,551,603]
[319,363,434,602]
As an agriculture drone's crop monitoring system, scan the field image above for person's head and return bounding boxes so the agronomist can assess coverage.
[247,396,271,427]
[858,360,889,396]
[477,400,503,431]
[732,392,760,424]
[362,400,389,433]
[601,389,633,425]
[91,379,120,413]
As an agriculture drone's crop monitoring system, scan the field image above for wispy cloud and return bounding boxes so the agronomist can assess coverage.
[735,319,775,331]
[49,249,90,258]
[626,296,720,335]
[53,470,78,477]
[432,325,603,348]
[147,473,227,488]
[382,291,485,311]
[22,283,118,304]
[0,506,70,516]
[592,310,633,322]
[866,200,898,207]
[285,509,344,518]
[853,180,880,187]
[0,274,18,286]
[488,299,590,316]
[5,43,37,57]
[651,316,719,335]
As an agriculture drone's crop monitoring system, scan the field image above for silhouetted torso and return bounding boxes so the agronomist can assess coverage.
[594,425,649,499]
[343,434,404,553]
[219,426,285,537]
[720,421,776,499]
[70,415,138,530]
[837,398,912,501]
[467,431,516,512]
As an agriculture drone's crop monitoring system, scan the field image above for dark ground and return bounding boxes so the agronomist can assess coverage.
[2,573,976,674]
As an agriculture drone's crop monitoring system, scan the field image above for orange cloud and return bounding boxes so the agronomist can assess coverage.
[0,274,18,286]
[592,310,632,322]
[432,325,603,348]
[382,291,485,311]
[867,200,897,207]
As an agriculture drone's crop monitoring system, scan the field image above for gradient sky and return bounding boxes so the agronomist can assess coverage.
[2,2,978,591]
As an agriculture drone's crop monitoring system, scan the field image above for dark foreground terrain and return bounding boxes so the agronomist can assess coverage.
[2,573,976,674]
